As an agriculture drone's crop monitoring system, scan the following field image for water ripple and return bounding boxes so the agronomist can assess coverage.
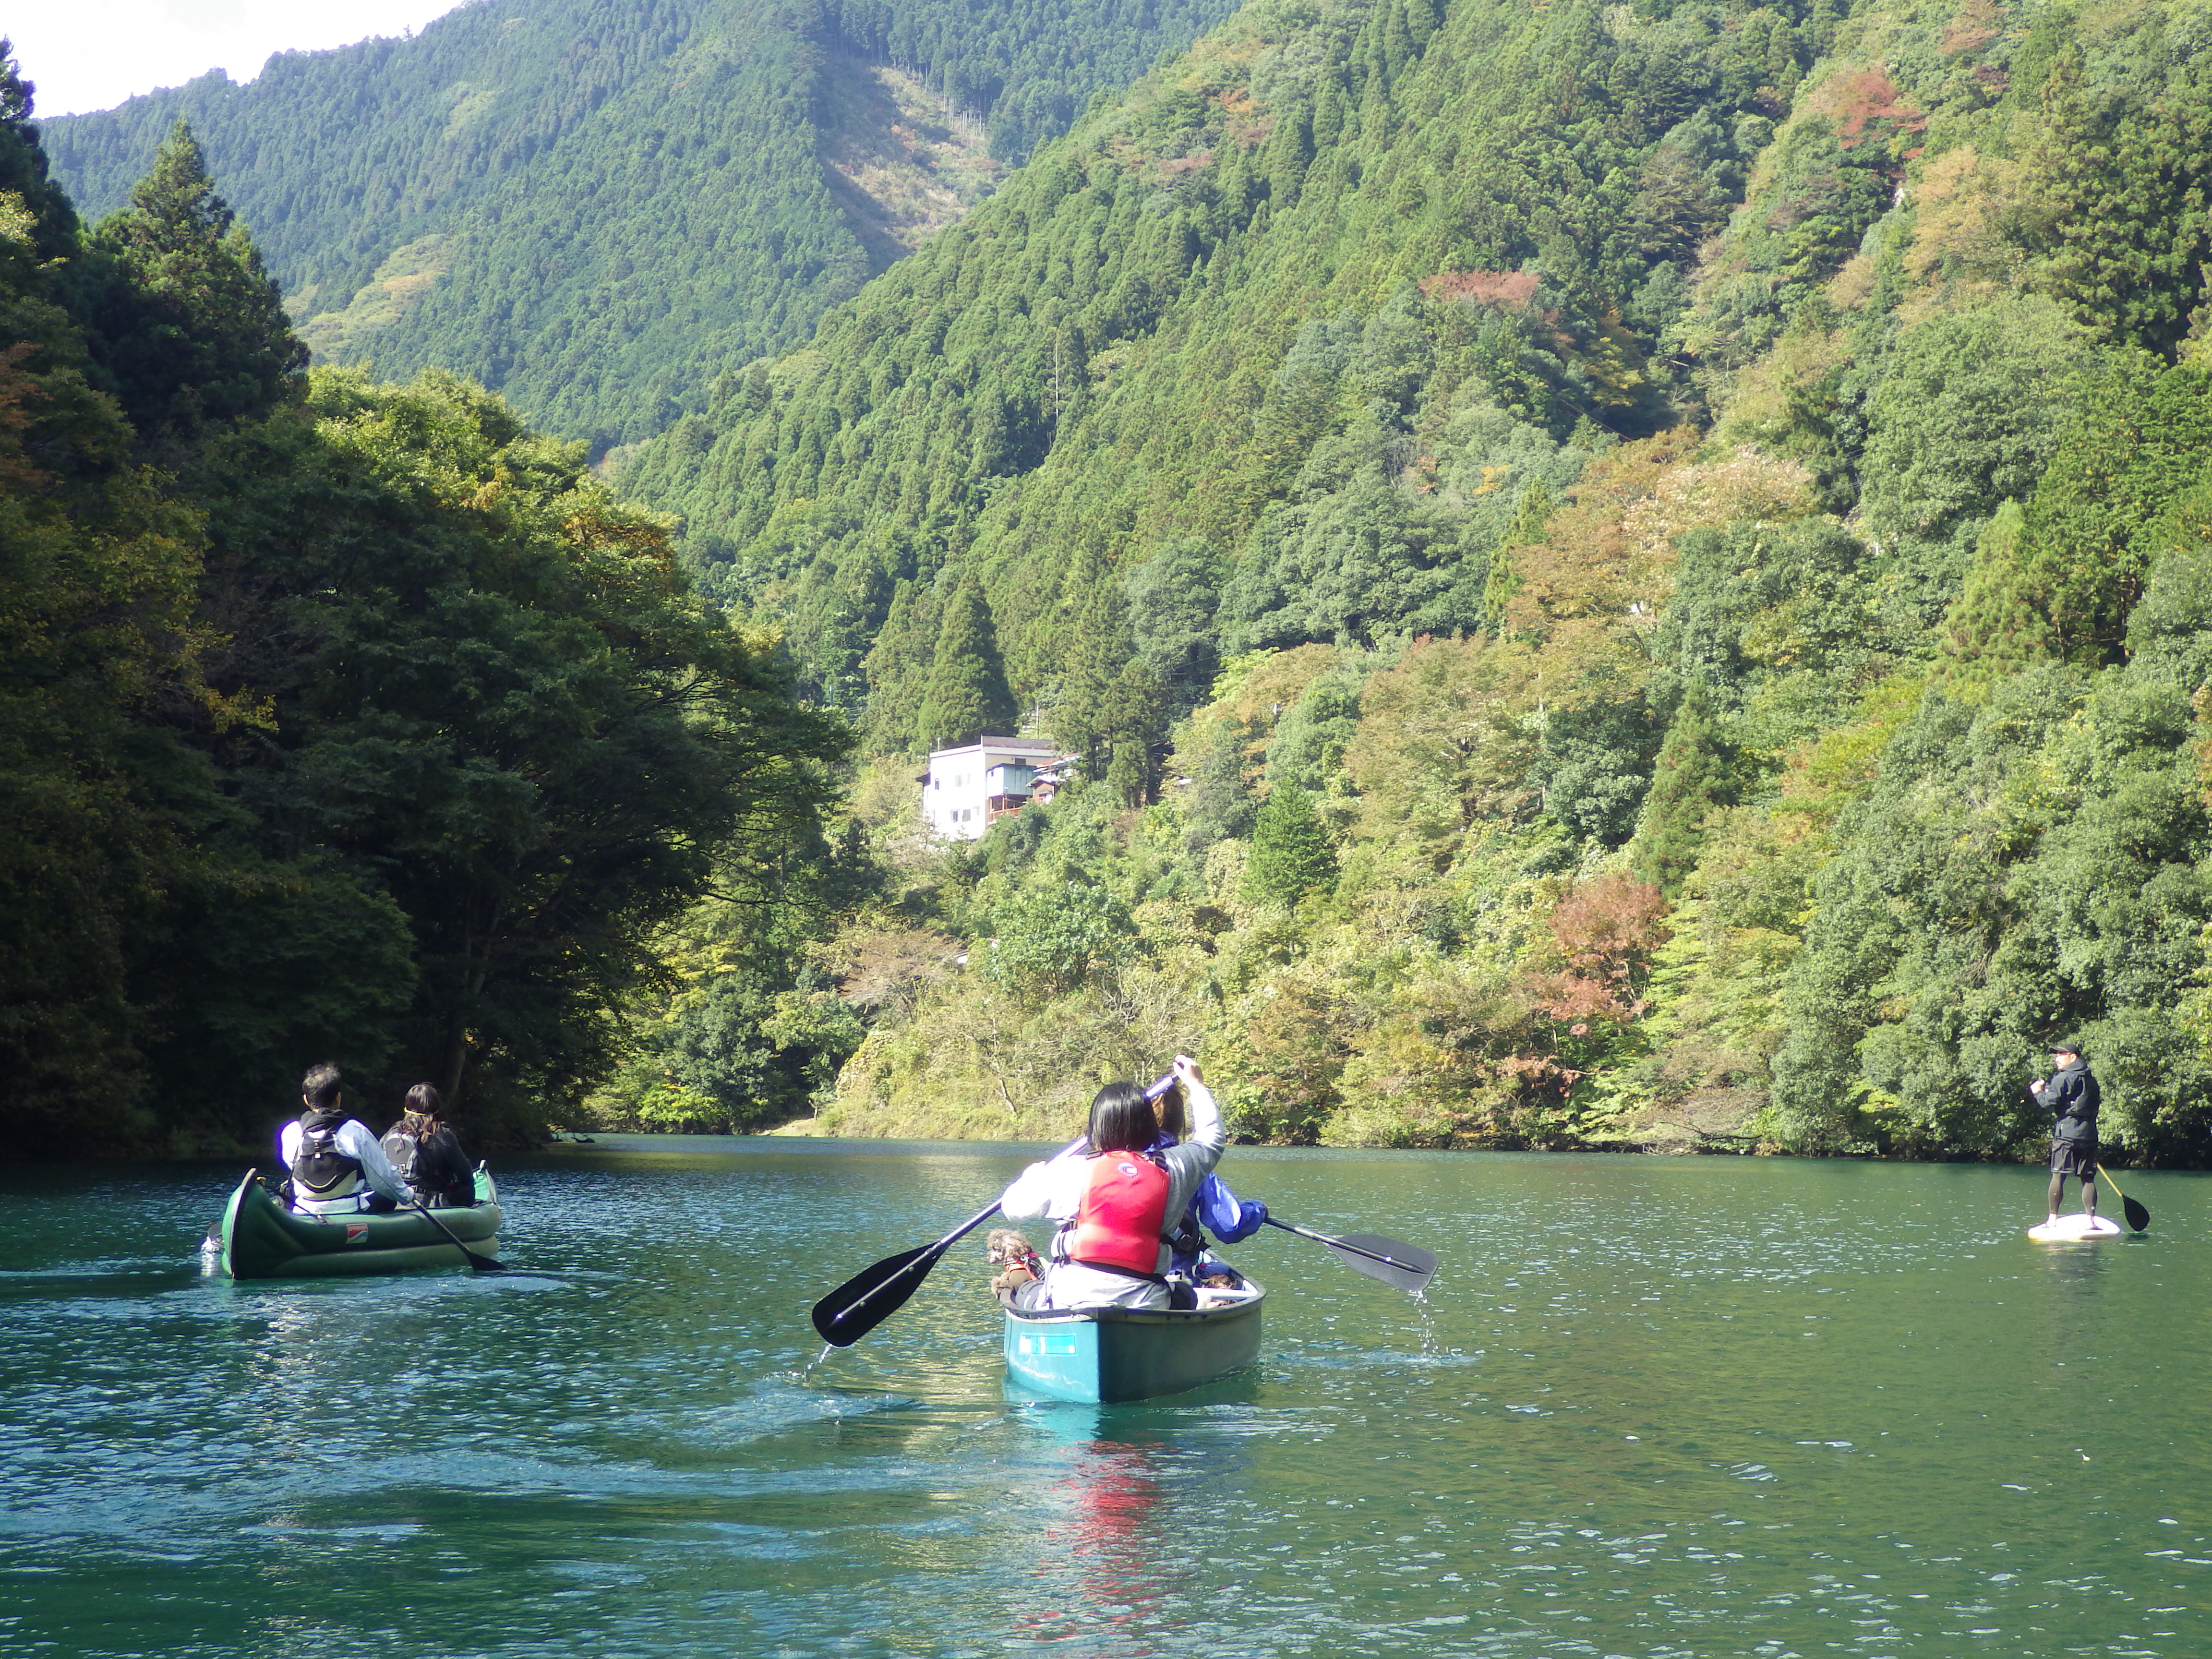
[1,1146,2209,1658]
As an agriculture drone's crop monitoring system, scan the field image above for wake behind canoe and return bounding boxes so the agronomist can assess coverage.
[1005,1282,1264,1403]
[215,1168,502,1280]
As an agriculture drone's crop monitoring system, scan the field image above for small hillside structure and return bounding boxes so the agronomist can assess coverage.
[920,736,1063,841]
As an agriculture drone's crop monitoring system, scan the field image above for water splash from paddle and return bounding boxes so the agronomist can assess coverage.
[1410,1288,1440,1353]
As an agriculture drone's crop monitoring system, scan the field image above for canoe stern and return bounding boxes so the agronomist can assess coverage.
[1004,1286,1264,1404]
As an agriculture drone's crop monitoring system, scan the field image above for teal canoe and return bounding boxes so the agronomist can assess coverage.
[1004,1282,1264,1403]
[212,1167,503,1280]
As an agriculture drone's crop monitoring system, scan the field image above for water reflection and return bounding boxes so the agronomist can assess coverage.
[1020,1414,1169,1643]
[990,1389,1279,1651]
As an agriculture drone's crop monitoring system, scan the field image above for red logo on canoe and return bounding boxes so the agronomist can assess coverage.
[345,1224,368,1243]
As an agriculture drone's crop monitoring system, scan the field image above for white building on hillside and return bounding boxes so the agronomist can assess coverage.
[921,735,1063,841]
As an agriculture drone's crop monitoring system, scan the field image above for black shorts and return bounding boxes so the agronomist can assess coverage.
[2049,1141,2099,1178]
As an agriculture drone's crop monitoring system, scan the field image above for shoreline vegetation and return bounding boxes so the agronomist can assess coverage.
[14,0,2212,1169]
[0,94,844,1160]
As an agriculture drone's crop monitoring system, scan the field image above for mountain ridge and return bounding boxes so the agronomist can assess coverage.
[40,0,1242,451]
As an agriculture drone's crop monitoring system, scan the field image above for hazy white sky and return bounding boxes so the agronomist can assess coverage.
[9,0,467,118]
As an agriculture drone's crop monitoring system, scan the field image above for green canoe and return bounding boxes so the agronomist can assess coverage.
[213,1167,503,1280]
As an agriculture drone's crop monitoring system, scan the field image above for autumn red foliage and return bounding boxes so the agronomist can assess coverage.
[1824,68,1926,148]
[1526,873,1670,1026]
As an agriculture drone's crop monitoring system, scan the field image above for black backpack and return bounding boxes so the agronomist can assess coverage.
[291,1108,363,1196]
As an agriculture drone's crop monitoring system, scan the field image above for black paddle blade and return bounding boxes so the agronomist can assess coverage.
[1328,1233,1438,1294]
[410,1202,506,1271]
[2121,1194,2151,1233]
[811,1243,946,1346]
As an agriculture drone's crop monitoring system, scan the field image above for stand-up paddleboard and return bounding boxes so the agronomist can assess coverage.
[2028,1214,2123,1241]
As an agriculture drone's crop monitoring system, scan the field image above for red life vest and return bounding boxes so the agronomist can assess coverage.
[1066,1151,1172,1274]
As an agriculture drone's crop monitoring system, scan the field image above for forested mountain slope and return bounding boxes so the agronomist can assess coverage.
[0,70,842,1158]
[607,0,2212,1165]
[39,0,1239,452]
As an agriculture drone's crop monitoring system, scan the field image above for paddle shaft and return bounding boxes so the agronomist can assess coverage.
[856,1195,1008,1315]
[411,1200,505,1272]
[1261,1214,1414,1271]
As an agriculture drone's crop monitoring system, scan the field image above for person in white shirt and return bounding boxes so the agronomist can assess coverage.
[999,1055,1226,1311]
[278,1063,414,1215]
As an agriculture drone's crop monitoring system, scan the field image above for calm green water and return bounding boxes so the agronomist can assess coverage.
[3,1141,2210,1659]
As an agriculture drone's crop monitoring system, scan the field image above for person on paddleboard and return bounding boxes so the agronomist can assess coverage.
[280,1063,414,1215]
[2030,1040,2100,1227]
[998,1054,1226,1312]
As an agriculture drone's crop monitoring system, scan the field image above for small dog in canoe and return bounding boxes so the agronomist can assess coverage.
[986,1228,1044,1298]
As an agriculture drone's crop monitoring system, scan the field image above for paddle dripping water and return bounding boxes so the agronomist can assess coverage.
[3,1141,2211,1659]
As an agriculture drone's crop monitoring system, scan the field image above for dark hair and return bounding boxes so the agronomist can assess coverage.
[404,1082,445,1118]
[1087,1082,1158,1153]
[1154,1080,1187,1140]
[301,1062,343,1110]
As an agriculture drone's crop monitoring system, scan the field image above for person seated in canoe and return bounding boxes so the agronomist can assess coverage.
[998,1054,1226,1312]
[379,1083,476,1209]
[280,1063,414,1215]
[1152,1078,1265,1282]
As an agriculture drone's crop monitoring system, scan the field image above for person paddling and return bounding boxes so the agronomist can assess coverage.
[999,1055,1226,1311]
[2030,1040,2101,1227]
[280,1063,413,1215]
[379,1083,476,1209]
[1152,1077,1264,1279]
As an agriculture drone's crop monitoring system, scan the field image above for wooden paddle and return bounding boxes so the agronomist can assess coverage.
[812,1136,1089,1347]
[1261,1215,1437,1295]
[410,1200,507,1273]
[2097,1165,2152,1233]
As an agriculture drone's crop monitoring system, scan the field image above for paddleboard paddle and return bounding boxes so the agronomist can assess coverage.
[2097,1165,2151,1233]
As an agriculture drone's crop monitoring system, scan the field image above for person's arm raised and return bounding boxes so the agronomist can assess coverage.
[1178,1057,1226,1164]
[346,1122,415,1202]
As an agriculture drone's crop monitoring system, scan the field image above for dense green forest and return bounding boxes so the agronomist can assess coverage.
[17,0,2212,1165]
[607,0,2212,1165]
[39,0,1241,455]
[0,61,845,1158]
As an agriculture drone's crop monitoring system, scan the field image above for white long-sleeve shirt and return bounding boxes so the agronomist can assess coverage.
[1000,1080,1227,1310]
[278,1118,414,1213]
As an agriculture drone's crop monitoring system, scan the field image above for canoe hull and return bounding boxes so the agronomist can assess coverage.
[1004,1285,1264,1403]
[216,1168,502,1279]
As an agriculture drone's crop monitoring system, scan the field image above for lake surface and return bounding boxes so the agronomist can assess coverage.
[3,1141,2209,1659]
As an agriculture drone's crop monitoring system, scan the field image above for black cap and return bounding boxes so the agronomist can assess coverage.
[2049,1037,2084,1057]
